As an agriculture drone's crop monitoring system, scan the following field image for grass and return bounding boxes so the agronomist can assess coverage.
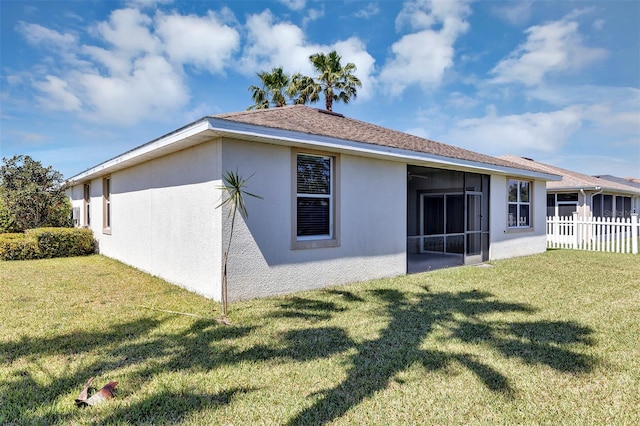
[1,250,639,425]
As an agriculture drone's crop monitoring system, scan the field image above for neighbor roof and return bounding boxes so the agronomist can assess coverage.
[594,175,640,189]
[500,156,640,196]
[213,105,551,175]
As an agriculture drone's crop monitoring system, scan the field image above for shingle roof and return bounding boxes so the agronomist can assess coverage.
[212,105,547,174]
[594,175,640,189]
[500,155,640,195]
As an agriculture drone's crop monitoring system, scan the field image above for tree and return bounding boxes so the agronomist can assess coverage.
[216,170,262,323]
[0,155,71,232]
[247,67,293,110]
[308,50,362,111]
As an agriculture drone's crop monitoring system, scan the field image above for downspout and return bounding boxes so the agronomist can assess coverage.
[582,187,603,217]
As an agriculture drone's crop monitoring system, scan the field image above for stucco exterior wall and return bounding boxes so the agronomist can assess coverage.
[69,141,223,299]
[68,134,553,302]
[489,175,548,260]
[220,139,407,301]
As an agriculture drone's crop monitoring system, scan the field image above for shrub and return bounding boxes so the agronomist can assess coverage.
[0,233,40,260]
[0,228,96,261]
[27,228,97,258]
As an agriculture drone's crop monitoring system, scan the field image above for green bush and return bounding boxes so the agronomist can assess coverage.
[0,233,41,260]
[0,228,96,261]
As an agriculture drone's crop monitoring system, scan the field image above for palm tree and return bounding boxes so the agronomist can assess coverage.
[308,50,362,111]
[288,72,319,105]
[216,170,262,323]
[247,67,291,110]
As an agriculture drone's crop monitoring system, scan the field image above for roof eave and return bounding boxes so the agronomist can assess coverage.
[66,118,214,185]
[205,118,561,180]
[66,116,561,185]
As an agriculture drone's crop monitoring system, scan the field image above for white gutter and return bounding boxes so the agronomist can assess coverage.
[581,187,604,215]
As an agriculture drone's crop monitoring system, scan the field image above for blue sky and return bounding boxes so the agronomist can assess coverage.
[1,0,639,179]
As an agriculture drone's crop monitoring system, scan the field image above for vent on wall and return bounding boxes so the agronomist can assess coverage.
[72,207,80,226]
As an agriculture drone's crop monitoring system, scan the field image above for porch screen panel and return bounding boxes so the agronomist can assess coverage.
[446,194,464,234]
[424,195,444,235]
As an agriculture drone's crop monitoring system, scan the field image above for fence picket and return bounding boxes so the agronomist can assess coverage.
[546,214,638,255]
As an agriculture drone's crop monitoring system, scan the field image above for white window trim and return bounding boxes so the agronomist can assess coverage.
[507,178,531,229]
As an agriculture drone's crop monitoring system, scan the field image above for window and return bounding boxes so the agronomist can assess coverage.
[593,194,633,218]
[84,183,91,227]
[508,179,530,228]
[103,177,111,233]
[547,193,578,217]
[292,151,339,249]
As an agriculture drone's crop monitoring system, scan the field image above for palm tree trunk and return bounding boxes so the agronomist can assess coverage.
[221,204,237,323]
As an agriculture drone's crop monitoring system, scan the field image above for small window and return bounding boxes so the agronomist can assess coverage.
[103,177,111,233]
[84,183,91,227]
[556,193,578,202]
[508,179,531,228]
[292,151,339,249]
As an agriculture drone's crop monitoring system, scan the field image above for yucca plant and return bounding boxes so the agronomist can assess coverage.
[216,169,262,323]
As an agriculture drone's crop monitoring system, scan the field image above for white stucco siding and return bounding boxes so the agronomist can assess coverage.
[221,140,407,301]
[489,175,548,260]
[73,141,224,299]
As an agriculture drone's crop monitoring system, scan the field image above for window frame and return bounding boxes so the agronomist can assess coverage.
[507,178,532,229]
[83,183,91,227]
[102,176,111,234]
[291,149,340,249]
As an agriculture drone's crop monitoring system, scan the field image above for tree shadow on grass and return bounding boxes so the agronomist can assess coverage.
[0,286,597,425]
[269,296,346,321]
[0,317,255,424]
[101,387,257,424]
[285,287,596,426]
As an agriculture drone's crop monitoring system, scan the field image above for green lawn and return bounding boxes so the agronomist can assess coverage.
[1,250,639,425]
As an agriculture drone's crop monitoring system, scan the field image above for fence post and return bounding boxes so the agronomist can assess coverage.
[573,212,579,250]
[632,214,638,255]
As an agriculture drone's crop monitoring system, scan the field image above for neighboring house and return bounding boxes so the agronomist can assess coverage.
[67,105,559,302]
[594,175,640,190]
[501,156,640,219]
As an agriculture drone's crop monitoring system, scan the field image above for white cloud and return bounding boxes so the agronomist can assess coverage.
[445,106,584,155]
[17,21,77,48]
[277,0,306,11]
[491,2,532,26]
[490,16,607,86]
[92,8,159,56]
[355,3,380,19]
[21,4,242,126]
[240,10,318,74]
[34,75,82,111]
[302,7,325,27]
[156,10,240,73]
[379,0,471,95]
[125,0,173,9]
[78,55,189,125]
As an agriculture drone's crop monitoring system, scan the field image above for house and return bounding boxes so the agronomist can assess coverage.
[67,105,559,302]
[500,156,640,219]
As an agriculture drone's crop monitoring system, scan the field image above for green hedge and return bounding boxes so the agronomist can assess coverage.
[0,228,97,261]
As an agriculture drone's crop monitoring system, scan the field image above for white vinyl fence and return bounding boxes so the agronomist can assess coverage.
[547,213,639,254]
